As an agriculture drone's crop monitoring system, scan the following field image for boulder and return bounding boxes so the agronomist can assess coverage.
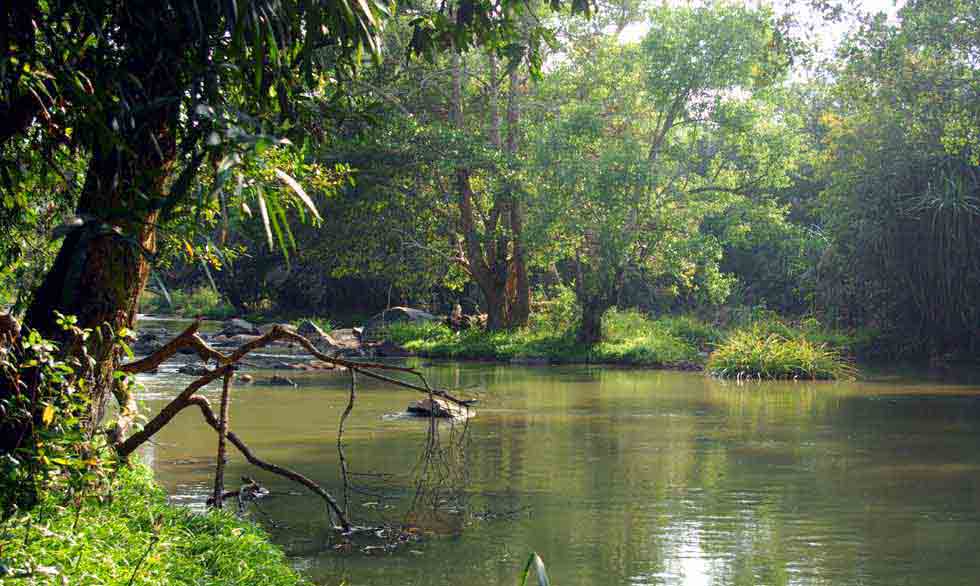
[328,328,362,348]
[258,323,296,335]
[296,319,327,338]
[406,397,472,419]
[295,319,341,350]
[362,307,438,341]
[220,318,260,336]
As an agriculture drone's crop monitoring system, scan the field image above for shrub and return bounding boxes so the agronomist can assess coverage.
[387,308,705,366]
[707,327,856,380]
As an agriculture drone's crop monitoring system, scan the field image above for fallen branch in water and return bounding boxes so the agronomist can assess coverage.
[112,322,475,533]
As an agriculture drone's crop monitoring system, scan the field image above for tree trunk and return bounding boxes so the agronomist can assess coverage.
[505,65,530,327]
[5,28,180,450]
[577,300,606,346]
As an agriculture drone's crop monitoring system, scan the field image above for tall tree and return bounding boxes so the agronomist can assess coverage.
[0,0,592,453]
[531,4,794,343]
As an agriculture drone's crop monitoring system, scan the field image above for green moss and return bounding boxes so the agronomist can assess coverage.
[0,465,307,586]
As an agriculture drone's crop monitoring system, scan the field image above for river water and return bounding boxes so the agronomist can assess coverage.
[139,360,980,586]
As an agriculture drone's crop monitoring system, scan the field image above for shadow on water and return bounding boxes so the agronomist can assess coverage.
[139,361,980,586]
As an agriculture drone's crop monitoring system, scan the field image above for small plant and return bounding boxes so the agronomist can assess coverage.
[519,552,551,586]
[1,465,307,586]
[0,314,124,517]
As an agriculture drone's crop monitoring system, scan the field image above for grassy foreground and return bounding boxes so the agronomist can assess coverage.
[0,465,306,586]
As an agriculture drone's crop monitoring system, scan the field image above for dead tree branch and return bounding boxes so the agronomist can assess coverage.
[113,324,476,533]
[211,371,233,509]
[185,396,352,531]
[338,369,356,519]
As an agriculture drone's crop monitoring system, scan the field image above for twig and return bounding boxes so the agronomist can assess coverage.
[186,396,351,531]
[338,369,356,519]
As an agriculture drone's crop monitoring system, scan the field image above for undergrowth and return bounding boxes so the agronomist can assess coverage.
[140,287,236,320]
[0,465,307,586]
[387,309,712,367]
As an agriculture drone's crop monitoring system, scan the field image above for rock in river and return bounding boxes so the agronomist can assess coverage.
[220,318,260,336]
[269,375,297,387]
[362,307,439,341]
[406,397,473,419]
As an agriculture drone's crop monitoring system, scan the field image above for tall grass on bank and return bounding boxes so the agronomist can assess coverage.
[387,309,714,367]
[707,327,856,380]
[0,465,307,586]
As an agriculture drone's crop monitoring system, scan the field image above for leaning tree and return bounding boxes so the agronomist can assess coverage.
[0,0,592,455]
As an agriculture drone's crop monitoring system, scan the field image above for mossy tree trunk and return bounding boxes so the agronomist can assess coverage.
[2,20,182,451]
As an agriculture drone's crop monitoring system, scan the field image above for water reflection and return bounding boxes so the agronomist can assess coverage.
[139,362,980,586]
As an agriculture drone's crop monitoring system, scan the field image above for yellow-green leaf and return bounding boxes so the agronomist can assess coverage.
[42,404,55,426]
[275,169,322,221]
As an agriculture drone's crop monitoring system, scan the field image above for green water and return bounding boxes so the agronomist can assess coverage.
[140,362,980,586]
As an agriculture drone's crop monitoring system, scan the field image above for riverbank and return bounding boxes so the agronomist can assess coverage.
[386,310,714,368]
[386,309,864,379]
[1,465,307,586]
[130,307,867,379]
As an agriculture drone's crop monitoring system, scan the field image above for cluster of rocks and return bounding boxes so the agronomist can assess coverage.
[132,306,446,375]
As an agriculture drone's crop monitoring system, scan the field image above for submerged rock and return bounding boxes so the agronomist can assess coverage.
[178,364,210,376]
[269,375,297,387]
[220,318,260,336]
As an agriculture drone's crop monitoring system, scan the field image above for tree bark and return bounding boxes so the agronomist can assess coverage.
[505,64,530,327]
[577,300,606,346]
[452,51,530,330]
[6,20,182,450]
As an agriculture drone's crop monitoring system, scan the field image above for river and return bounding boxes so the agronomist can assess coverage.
[138,360,980,586]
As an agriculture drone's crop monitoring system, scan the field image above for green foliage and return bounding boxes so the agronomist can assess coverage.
[527,4,798,342]
[811,0,980,355]
[0,315,126,517]
[0,465,307,586]
[707,325,856,381]
[139,288,235,320]
[528,285,581,333]
[387,308,712,367]
[654,315,725,352]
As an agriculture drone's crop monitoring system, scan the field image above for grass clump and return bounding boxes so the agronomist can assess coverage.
[707,326,856,380]
[0,465,307,586]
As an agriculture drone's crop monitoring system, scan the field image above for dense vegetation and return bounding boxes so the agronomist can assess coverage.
[2,465,307,586]
[7,0,962,361]
[1,0,977,584]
